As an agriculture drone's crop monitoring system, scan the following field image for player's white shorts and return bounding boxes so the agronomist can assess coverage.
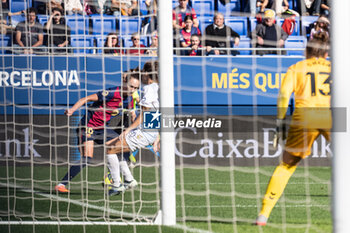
[125,128,158,151]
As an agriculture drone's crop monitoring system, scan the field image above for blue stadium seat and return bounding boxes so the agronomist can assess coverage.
[91,15,117,35]
[70,35,95,54]
[0,35,11,54]
[217,0,241,16]
[95,35,107,54]
[284,36,307,56]
[197,15,213,34]
[10,0,31,13]
[37,15,48,25]
[119,16,141,36]
[225,16,248,36]
[236,36,251,55]
[277,16,300,36]
[249,16,258,33]
[301,16,318,37]
[9,14,25,27]
[191,0,215,16]
[288,0,296,9]
[65,15,89,35]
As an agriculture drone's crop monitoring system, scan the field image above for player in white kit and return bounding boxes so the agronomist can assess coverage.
[105,61,160,196]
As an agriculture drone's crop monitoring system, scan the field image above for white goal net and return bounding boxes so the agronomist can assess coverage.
[0,0,340,233]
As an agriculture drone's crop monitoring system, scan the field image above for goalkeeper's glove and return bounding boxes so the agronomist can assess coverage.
[273,119,287,148]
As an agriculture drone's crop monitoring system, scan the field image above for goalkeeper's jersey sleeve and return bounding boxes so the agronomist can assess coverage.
[277,57,331,128]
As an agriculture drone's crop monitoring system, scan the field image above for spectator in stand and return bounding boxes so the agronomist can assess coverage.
[45,8,71,54]
[320,0,330,16]
[0,17,12,35]
[1,0,9,19]
[145,31,158,56]
[266,0,299,16]
[65,0,84,15]
[126,32,146,55]
[185,34,205,56]
[251,9,288,55]
[141,0,157,35]
[179,15,201,49]
[204,12,240,55]
[13,8,46,55]
[0,0,12,35]
[299,0,322,16]
[44,0,64,15]
[259,0,273,13]
[309,15,329,40]
[244,0,265,16]
[103,32,124,55]
[172,0,199,30]
[110,0,140,16]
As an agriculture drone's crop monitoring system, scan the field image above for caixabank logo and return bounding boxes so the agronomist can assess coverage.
[143,110,161,129]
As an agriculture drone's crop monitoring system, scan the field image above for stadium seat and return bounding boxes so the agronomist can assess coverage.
[217,0,241,16]
[95,35,107,54]
[10,0,31,13]
[197,15,213,34]
[37,14,48,25]
[65,15,89,35]
[225,16,248,36]
[248,16,258,33]
[284,36,307,56]
[0,35,11,54]
[301,16,318,37]
[90,15,117,35]
[9,14,25,27]
[288,0,296,9]
[191,0,215,16]
[119,16,141,36]
[277,16,300,36]
[70,35,95,54]
[236,36,251,55]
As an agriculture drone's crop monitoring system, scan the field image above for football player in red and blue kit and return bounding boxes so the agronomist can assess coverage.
[55,72,140,193]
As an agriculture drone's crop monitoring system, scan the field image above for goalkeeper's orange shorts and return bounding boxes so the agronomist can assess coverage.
[285,126,331,159]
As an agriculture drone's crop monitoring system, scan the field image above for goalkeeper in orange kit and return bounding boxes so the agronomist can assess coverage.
[256,31,331,225]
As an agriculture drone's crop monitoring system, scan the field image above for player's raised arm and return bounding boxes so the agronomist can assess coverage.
[65,94,99,116]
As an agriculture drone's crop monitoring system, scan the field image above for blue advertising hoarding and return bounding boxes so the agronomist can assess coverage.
[0,56,302,114]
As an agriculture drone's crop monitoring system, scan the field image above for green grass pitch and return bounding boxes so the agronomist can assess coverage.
[0,165,332,233]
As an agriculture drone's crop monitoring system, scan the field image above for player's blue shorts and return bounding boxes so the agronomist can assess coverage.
[77,127,131,161]
[78,127,119,145]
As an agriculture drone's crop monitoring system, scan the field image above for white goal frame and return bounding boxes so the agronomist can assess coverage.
[158,0,176,226]
[332,1,350,232]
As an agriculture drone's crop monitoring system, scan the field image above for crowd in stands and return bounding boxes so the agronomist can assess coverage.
[0,0,330,56]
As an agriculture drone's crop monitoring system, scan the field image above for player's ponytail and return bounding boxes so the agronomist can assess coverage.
[306,31,330,59]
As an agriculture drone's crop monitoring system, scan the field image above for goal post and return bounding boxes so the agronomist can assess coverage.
[332,1,350,232]
[158,0,176,226]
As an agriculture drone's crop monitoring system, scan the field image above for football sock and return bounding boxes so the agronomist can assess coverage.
[61,157,91,186]
[120,160,133,181]
[107,154,121,187]
[259,162,297,218]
